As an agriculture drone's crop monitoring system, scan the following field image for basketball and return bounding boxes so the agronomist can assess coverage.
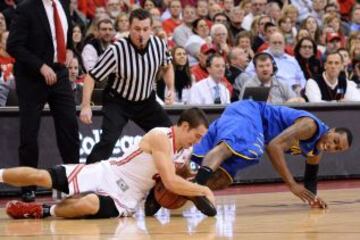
[154,180,187,209]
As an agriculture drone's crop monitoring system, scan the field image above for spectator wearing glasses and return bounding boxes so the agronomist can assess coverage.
[188,54,230,105]
[294,37,322,80]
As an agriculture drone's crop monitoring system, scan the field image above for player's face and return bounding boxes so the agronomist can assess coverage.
[129,18,152,49]
[318,131,349,153]
[184,124,208,148]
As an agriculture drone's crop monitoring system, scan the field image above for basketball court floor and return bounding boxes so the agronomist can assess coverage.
[0,180,359,239]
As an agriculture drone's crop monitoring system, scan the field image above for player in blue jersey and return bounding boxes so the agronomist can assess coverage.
[191,100,352,209]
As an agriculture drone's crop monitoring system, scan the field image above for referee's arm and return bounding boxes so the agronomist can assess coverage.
[163,63,175,105]
[80,74,96,124]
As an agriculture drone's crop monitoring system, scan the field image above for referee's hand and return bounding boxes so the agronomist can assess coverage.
[165,90,175,105]
[80,105,93,124]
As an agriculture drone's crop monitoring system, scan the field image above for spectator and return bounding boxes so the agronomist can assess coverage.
[82,18,114,73]
[338,48,352,79]
[350,8,360,32]
[223,0,234,19]
[282,4,299,32]
[312,0,326,25]
[305,52,360,102]
[7,0,80,201]
[235,31,254,59]
[245,31,306,96]
[105,0,121,22]
[323,13,346,46]
[162,0,182,37]
[191,43,217,81]
[210,23,230,57]
[350,55,360,88]
[71,24,85,77]
[225,47,249,100]
[321,32,342,63]
[208,3,224,21]
[184,18,210,64]
[266,2,281,23]
[189,54,230,105]
[278,16,296,47]
[242,0,267,31]
[196,0,209,19]
[173,5,196,48]
[143,0,157,10]
[236,52,304,104]
[239,0,252,16]
[69,0,87,30]
[288,0,314,23]
[252,15,271,52]
[294,37,322,80]
[158,46,194,104]
[213,13,230,26]
[295,28,311,44]
[114,12,129,39]
[0,31,15,106]
[300,16,321,44]
[228,7,245,46]
[67,57,83,105]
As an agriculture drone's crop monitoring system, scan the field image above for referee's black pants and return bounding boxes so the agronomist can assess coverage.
[16,67,80,192]
[86,91,171,164]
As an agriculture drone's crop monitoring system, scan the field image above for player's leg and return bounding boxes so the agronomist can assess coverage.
[86,99,128,164]
[0,167,52,188]
[194,142,233,185]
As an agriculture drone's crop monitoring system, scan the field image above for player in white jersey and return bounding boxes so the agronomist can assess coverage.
[0,108,215,219]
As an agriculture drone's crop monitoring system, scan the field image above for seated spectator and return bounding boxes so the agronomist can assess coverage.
[322,13,346,47]
[196,0,209,19]
[241,0,267,31]
[157,46,194,104]
[235,52,304,104]
[69,0,88,30]
[189,54,230,105]
[234,31,254,59]
[281,4,300,32]
[0,31,15,106]
[185,18,211,65]
[350,8,360,32]
[173,5,196,48]
[266,1,282,23]
[239,0,252,17]
[278,16,296,47]
[305,52,360,102]
[321,32,342,63]
[338,48,352,79]
[162,0,182,37]
[245,31,306,96]
[210,23,231,57]
[67,57,83,105]
[350,55,360,88]
[72,24,86,75]
[225,47,249,85]
[82,18,114,72]
[114,13,129,39]
[294,37,322,80]
[228,6,245,46]
[223,0,234,19]
[251,15,271,52]
[208,2,224,21]
[300,16,321,44]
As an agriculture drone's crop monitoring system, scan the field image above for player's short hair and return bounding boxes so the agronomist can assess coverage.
[334,127,353,147]
[177,108,209,129]
[129,8,152,25]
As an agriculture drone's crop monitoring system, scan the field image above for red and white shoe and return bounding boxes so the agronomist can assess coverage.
[5,200,43,219]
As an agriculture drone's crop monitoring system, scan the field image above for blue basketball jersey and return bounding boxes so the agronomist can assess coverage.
[192,100,329,178]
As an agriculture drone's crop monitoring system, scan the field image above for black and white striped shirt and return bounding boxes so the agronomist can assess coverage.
[89,36,172,101]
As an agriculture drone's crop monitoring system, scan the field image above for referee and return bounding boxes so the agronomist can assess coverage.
[80,9,175,164]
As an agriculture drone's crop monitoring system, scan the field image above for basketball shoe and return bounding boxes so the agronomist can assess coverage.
[144,187,161,216]
[5,200,49,219]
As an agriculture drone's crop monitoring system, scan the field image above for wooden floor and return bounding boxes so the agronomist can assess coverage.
[0,183,360,240]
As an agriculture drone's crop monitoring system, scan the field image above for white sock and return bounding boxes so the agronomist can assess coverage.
[0,169,4,182]
[50,205,57,217]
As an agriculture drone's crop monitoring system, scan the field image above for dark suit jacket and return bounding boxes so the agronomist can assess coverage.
[7,0,73,81]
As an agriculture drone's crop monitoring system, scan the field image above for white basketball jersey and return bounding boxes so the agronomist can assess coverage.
[99,127,191,209]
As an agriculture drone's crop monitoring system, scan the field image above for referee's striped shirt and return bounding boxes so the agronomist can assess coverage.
[89,35,172,101]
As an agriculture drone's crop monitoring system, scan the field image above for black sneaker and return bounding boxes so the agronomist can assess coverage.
[189,196,217,217]
[21,190,36,203]
[144,188,161,216]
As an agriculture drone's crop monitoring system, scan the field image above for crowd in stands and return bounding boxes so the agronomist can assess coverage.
[1,0,360,106]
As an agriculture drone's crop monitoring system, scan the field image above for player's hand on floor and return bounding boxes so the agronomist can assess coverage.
[289,183,316,205]
[310,196,328,209]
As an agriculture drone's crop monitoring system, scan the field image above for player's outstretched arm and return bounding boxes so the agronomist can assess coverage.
[266,117,318,205]
[146,131,215,205]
